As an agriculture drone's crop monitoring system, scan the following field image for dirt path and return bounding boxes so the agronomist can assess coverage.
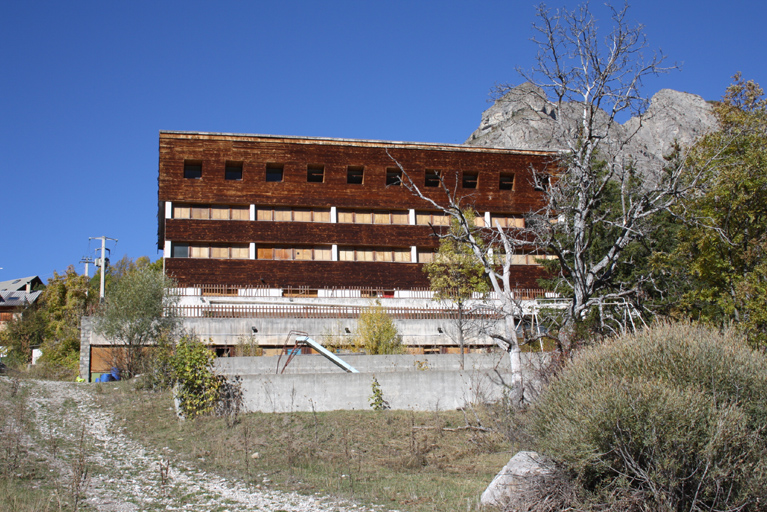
[23,379,392,512]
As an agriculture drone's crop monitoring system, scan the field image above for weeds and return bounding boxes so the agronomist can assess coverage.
[68,425,89,512]
[368,376,390,411]
[158,459,170,496]
[105,384,512,512]
[1,381,27,477]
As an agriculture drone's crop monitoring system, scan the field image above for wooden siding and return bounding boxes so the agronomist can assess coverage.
[158,133,554,213]
[165,220,442,247]
[158,132,555,288]
[165,259,546,290]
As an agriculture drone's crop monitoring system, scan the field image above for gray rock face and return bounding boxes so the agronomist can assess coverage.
[465,83,718,166]
[480,450,553,508]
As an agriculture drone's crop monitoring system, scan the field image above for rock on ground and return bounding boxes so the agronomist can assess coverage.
[480,450,552,509]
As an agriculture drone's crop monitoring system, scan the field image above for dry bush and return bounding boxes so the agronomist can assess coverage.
[529,322,767,511]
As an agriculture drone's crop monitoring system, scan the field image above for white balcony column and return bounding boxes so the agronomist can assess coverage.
[250,204,256,221]
[249,242,256,260]
[165,201,172,219]
[332,244,339,261]
[411,246,417,263]
[164,240,171,257]
[409,209,416,225]
[330,206,337,223]
[484,211,491,227]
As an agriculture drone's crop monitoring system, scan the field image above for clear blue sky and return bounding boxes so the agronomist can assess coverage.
[1,1,765,283]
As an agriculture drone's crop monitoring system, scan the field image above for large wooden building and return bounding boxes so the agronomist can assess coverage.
[158,131,554,291]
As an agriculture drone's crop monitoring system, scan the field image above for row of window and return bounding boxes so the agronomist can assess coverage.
[183,161,517,190]
[172,204,250,220]
[171,203,526,228]
[171,244,250,259]
[169,243,548,265]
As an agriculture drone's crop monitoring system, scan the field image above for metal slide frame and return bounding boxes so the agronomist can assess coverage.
[276,330,360,374]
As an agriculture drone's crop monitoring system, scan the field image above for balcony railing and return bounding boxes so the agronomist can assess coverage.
[167,285,551,300]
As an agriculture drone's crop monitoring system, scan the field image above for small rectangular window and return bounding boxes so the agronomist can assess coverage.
[417,249,435,263]
[184,162,202,179]
[357,248,374,262]
[274,207,291,221]
[295,247,313,261]
[313,209,331,222]
[425,170,440,187]
[339,248,355,261]
[230,206,249,220]
[356,211,372,224]
[225,162,243,180]
[190,246,209,258]
[462,172,478,189]
[191,206,209,219]
[373,211,390,224]
[338,210,354,223]
[210,246,229,259]
[307,165,324,183]
[172,205,190,219]
[432,213,449,226]
[499,173,514,190]
[210,206,229,220]
[293,208,312,222]
[533,174,550,191]
[375,249,393,262]
[230,246,249,259]
[347,166,364,184]
[274,248,292,260]
[391,211,409,225]
[393,248,411,262]
[314,246,332,261]
[171,243,189,258]
[266,163,284,182]
[386,168,402,186]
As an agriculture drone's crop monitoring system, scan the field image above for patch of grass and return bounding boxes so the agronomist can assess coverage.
[0,378,81,512]
[0,478,59,512]
[101,381,515,512]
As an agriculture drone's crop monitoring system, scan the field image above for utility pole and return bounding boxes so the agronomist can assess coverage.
[79,256,95,278]
[90,236,117,302]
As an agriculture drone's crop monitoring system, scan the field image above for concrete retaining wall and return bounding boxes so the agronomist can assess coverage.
[81,317,501,348]
[238,368,511,412]
[180,317,499,347]
[215,351,513,375]
[221,352,545,412]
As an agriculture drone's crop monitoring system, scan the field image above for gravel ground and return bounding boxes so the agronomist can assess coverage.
[22,379,397,512]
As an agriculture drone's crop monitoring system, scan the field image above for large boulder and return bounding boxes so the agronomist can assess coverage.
[480,450,553,509]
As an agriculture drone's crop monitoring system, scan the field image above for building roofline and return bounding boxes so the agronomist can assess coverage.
[159,130,557,156]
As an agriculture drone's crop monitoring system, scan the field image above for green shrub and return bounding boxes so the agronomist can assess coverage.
[170,336,221,419]
[354,300,404,354]
[531,322,767,511]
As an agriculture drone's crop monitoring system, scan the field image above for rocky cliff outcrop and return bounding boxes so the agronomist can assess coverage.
[465,83,718,166]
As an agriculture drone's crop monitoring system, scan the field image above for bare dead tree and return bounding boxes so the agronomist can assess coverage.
[387,157,530,404]
[491,2,719,345]
[393,3,722,380]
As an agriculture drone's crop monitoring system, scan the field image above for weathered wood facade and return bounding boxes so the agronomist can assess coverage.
[158,131,554,289]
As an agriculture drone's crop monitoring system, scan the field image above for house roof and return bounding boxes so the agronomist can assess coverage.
[0,291,43,308]
[0,276,43,291]
[159,130,558,156]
